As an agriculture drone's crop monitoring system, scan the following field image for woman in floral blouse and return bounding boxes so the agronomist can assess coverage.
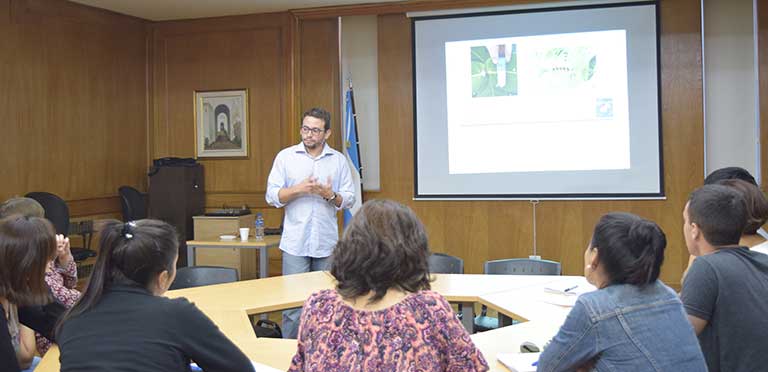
[36,234,80,354]
[288,199,489,372]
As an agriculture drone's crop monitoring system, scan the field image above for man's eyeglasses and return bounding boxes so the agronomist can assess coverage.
[301,126,325,135]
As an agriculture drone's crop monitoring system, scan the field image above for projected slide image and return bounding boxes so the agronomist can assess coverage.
[471,44,518,97]
[446,30,627,127]
[444,30,630,175]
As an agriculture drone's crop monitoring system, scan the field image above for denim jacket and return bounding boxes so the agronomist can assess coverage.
[537,281,706,372]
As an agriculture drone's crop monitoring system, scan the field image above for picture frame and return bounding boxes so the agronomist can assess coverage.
[194,89,249,158]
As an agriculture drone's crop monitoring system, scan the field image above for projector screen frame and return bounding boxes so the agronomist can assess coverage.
[411,0,663,200]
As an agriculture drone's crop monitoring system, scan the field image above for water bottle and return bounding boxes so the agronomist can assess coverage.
[254,213,265,241]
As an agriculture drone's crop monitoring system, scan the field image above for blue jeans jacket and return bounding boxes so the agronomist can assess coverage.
[537,281,706,372]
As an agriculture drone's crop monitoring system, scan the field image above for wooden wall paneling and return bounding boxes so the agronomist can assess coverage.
[294,0,553,19]
[760,0,768,189]
[375,14,413,197]
[68,197,122,218]
[298,18,341,149]
[0,0,15,196]
[0,0,147,216]
[150,13,294,218]
[653,0,705,283]
[287,15,301,146]
[376,0,703,284]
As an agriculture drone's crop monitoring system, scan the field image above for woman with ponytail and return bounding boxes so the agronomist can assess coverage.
[536,213,706,372]
[56,219,253,372]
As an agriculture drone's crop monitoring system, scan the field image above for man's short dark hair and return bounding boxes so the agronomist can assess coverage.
[688,184,748,246]
[704,167,757,186]
[302,107,331,131]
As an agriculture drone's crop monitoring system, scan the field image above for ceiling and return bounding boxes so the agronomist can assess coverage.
[68,0,403,21]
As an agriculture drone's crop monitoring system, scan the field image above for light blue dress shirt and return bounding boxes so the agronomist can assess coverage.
[265,142,355,258]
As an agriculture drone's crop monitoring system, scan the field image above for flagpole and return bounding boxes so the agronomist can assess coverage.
[348,87,363,183]
[342,82,364,228]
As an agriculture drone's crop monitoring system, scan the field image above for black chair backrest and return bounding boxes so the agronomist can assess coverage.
[118,186,148,222]
[169,266,239,290]
[25,191,70,235]
[484,258,561,276]
[428,253,464,274]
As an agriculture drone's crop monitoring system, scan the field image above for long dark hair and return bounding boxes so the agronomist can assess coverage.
[590,212,666,286]
[331,199,431,303]
[56,219,178,334]
[0,215,56,305]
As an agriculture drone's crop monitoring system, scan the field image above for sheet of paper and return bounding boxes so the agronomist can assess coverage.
[251,361,284,372]
[497,352,541,372]
[190,361,283,372]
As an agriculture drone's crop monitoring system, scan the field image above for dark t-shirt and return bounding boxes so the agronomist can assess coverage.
[681,247,768,372]
[59,285,253,372]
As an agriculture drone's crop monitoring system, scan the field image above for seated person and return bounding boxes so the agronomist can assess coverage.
[717,179,768,254]
[537,212,706,372]
[703,166,757,186]
[0,197,80,355]
[681,167,768,281]
[681,185,768,372]
[288,199,488,372]
[57,220,253,372]
[0,215,58,372]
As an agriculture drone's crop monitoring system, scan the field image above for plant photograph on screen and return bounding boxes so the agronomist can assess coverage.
[471,44,518,97]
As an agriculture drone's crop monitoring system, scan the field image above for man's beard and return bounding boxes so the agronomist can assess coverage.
[304,139,322,149]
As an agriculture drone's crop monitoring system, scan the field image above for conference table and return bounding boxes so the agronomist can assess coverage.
[36,272,591,372]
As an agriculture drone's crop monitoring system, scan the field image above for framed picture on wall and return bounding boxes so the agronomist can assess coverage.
[194,89,249,158]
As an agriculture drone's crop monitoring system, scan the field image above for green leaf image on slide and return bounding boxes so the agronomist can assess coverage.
[471,45,518,97]
[537,47,597,89]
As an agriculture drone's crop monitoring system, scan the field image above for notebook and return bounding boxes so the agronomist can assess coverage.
[497,352,541,372]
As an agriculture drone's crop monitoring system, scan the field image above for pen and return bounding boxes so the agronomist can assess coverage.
[563,285,578,293]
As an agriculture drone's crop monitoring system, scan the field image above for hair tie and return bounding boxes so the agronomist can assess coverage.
[123,221,136,239]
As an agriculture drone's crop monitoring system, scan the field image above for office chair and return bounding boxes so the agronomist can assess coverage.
[168,266,239,290]
[118,185,148,221]
[25,191,96,262]
[484,258,561,276]
[475,258,561,332]
[428,252,465,318]
[428,252,465,275]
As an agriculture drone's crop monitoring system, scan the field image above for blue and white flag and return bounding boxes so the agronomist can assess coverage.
[344,88,363,227]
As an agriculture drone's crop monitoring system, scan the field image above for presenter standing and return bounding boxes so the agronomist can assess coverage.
[266,107,355,339]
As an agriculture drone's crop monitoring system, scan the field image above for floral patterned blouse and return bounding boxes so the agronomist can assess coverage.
[288,289,489,372]
[35,260,80,355]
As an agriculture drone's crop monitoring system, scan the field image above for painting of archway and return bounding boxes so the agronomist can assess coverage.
[195,89,248,158]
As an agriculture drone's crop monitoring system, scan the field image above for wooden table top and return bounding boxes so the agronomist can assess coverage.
[36,272,586,372]
[429,274,566,302]
[166,271,335,315]
[186,235,281,248]
[480,276,593,322]
[471,319,566,372]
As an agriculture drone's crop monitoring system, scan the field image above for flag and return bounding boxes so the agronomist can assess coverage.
[344,87,363,227]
